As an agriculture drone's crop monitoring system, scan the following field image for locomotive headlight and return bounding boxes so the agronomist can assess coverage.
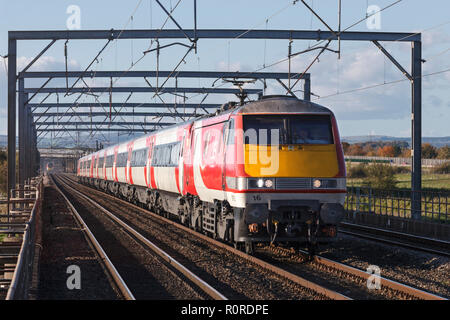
[248,178,275,189]
[313,179,322,188]
[257,179,264,188]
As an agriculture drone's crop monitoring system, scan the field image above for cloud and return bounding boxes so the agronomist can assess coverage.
[268,46,414,120]
[17,55,79,72]
[423,29,450,47]
[0,55,82,135]
[216,61,252,72]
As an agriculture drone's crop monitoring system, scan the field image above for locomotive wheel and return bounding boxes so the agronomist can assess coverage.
[244,241,255,255]
[234,242,244,251]
[306,242,317,258]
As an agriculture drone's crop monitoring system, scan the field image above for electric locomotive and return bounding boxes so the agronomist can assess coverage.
[78,95,346,254]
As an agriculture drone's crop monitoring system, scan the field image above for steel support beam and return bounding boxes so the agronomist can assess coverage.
[27,103,222,109]
[372,41,412,80]
[36,128,156,132]
[20,71,310,80]
[35,121,177,127]
[18,79,26,185]
[18,39,57,76]
[23,87,263,94]
[32,112,200,117]
[9,29,421,42]
[411,41,422,220]
[7,38,17,197]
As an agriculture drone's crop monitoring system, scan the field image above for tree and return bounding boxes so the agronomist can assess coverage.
[0,161,6,196]
[377,145,396,157]
[422,143,438,159]
[437,145,450,159]
[342,142,350,154]
[401,148,411,158]
[347,144,364,156]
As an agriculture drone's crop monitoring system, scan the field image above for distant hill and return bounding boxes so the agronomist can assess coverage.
[341,135,450,148]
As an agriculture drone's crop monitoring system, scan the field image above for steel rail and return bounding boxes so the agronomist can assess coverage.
[54,174,227,300]
[339,222,450,258]
[59,174,351,300]
[294,250,447,300]
[49,175,135,300]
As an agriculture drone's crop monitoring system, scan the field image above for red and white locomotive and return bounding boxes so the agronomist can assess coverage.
[78,96,346,253]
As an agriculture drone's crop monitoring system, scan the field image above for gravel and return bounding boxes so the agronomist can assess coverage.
[38,185,121,300]
[316,232,450,299]
[64,177,330,300]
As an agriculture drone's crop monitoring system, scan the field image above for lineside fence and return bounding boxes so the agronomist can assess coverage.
[0,177,43,300]
[345,156,448,167]
[344,186,450,240]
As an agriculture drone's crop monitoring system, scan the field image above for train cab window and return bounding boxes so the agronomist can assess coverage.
[244,114,333,145]
[290,115,333,145]
[244,115,285,145]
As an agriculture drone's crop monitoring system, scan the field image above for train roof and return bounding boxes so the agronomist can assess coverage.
[78,95,333,162]
[234,95,333,115]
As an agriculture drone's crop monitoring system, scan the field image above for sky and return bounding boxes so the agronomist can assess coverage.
[0,0,450,146]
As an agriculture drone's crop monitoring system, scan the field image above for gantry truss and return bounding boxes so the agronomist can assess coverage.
[7,27,422,218]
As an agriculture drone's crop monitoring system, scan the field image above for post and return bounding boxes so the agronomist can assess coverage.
[18,78,26,186]
[411,40,422,220]
[7,37,17,215]
[303,76,311,101]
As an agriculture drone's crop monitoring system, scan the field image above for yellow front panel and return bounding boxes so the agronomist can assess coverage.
[244,144,339,177]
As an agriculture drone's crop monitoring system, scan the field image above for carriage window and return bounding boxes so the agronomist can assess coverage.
[131,148,148,167]
[105,155,114,168]
[116,152,128,167]
[152,142,180,167]
[226,119,235,145]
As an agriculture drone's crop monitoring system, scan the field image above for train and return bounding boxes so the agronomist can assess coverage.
[77,95,346,254]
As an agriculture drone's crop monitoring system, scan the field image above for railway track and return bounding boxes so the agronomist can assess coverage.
[58,173,448,300]
[263,245,447,300]
[51,175,135,300]
[339,222,450,258]
[51,174,227,300]
[55,174,350,300]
